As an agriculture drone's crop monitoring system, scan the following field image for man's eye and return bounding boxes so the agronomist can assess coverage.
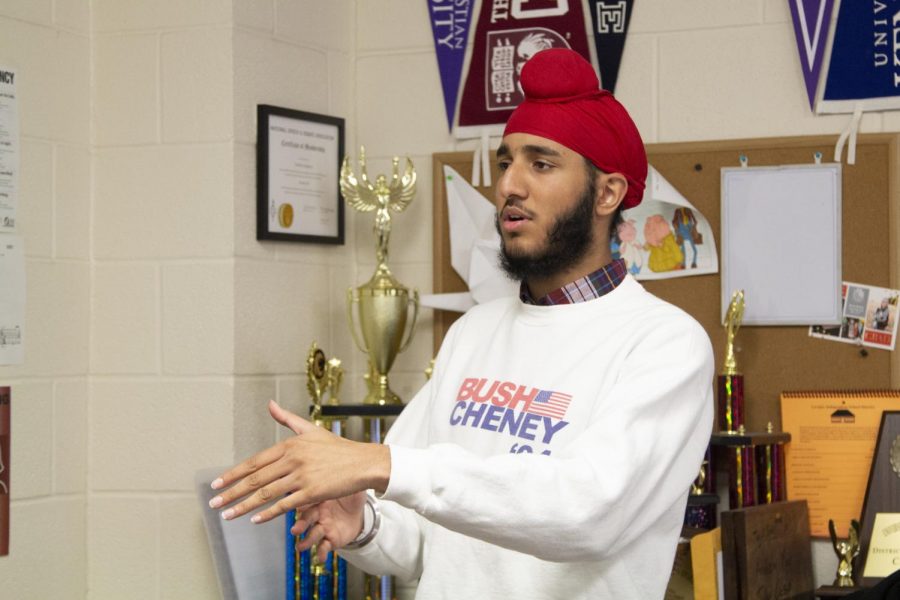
[534,161,553,170]
[497,161,510,171]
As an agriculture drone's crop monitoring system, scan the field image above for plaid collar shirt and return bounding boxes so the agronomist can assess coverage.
[519,258,628,306]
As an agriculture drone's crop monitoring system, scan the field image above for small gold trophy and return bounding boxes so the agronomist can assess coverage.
[342,147,419,405]
[306,343,328,425]
[719,290,745,433]
[829,519,860,587]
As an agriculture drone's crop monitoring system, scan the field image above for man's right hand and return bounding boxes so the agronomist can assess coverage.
[291,492,367,562]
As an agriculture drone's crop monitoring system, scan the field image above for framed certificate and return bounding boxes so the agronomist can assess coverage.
[256,105,345,244]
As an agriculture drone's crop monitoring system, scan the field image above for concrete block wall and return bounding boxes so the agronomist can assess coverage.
[230,0,359,454]
[0,1,91,597]
[89,1,235,598]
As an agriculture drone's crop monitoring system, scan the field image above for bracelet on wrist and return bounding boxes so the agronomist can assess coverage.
[343,492,381,550]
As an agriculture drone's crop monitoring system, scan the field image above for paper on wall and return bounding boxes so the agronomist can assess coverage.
[809,281,900,351]
[419,166,517,312]
[0,67,17,233]
[617,166,718,280]
[0,235,24,365]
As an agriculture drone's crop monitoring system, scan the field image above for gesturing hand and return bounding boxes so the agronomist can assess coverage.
[208,400,390,528]
[292,493,367,563]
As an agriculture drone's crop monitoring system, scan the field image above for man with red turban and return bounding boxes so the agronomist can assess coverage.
[211,49,713,599]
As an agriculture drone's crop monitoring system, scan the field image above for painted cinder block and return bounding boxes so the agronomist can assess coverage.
[609,33,656,144]
[234,0,274,33]
[92,0,230,33]
[233,378,278,461]
[2,261,90,379]
[159,497,221,600]
[9,381,52,500]
[88,496,158,600]
[357,0,432,52]
[54,143,91,260]
[53,0,91,33]
[91,263,159,375]
[162,262,234,375]
[161,28,233,143]
[93,144,234,259]
[92,33,159,146]
[18,139,53,258]
[232,30,330,144]
[1,498,87,597]
[234,259,330,375]
[53,31,90,145]
[327,50,354,135]
[53,379,88,494]
[274,0,351,51]
[657,25,881,141]
[629,0,762,34]
[356,53,453,158]
[232,141,275,260]
[0,0,52,26]
[90,380,233,491]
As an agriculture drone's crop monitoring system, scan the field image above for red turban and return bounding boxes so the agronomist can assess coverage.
[503,48,647,209]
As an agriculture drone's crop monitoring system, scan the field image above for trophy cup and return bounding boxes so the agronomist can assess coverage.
[342,147,419,405]
[719,290,745,433]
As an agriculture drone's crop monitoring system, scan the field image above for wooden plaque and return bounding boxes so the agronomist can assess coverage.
[857,411,900,587]
[721,500,815,600]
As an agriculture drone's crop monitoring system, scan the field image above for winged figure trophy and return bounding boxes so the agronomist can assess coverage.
[340,146,417,268]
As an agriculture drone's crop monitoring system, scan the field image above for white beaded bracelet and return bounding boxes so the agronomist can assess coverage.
[343,492,381,550]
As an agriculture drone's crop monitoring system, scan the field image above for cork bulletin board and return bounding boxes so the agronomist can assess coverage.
[432,135,900,431]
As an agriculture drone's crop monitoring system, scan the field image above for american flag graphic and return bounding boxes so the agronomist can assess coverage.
[527,390,573,420]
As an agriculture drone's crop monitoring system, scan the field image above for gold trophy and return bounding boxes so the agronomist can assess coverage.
[829,519,860,587]
[718,290,745,433]
[342,147,419,405]
[306,343,328,425]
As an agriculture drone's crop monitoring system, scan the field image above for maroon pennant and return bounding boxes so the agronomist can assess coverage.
[457,0,592,129]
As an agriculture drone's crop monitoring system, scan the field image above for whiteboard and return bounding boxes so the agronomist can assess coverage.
[721,164,842,325]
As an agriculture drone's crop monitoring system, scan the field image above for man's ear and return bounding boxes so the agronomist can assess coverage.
[595,172,628,217]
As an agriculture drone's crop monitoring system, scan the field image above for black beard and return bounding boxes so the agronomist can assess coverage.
[496,180,596,282]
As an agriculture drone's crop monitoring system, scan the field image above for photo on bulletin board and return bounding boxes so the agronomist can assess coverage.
[721,163,842,325]
[256,105,345,244]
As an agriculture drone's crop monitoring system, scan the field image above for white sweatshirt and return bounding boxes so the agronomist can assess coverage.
[341,276,714,599]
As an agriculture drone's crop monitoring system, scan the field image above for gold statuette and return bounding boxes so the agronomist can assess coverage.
[340,146,416,269]
[306,342,328,424]
[829,519,860,587]
[342,147,419,405]
[723,290,745,376]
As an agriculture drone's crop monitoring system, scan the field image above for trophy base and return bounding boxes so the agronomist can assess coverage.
[362,389,404,406]
[362,371,405,405]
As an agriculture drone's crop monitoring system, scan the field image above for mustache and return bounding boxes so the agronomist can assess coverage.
[500,198,535,219]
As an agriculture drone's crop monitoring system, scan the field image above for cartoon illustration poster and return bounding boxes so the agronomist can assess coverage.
[613,166,719,280]
[809,282,900,350]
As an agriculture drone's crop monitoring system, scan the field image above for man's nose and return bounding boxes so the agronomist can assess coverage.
[495,162,526,205]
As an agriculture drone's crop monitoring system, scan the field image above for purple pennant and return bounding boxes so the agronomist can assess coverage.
[788,0,835,110]
[428,0,475,131]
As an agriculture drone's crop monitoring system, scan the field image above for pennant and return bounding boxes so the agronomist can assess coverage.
[585,0,634,93]
[788,0,835,110]
[819,0,900,114]
[457,0,592,131]
[428,0,475,130]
